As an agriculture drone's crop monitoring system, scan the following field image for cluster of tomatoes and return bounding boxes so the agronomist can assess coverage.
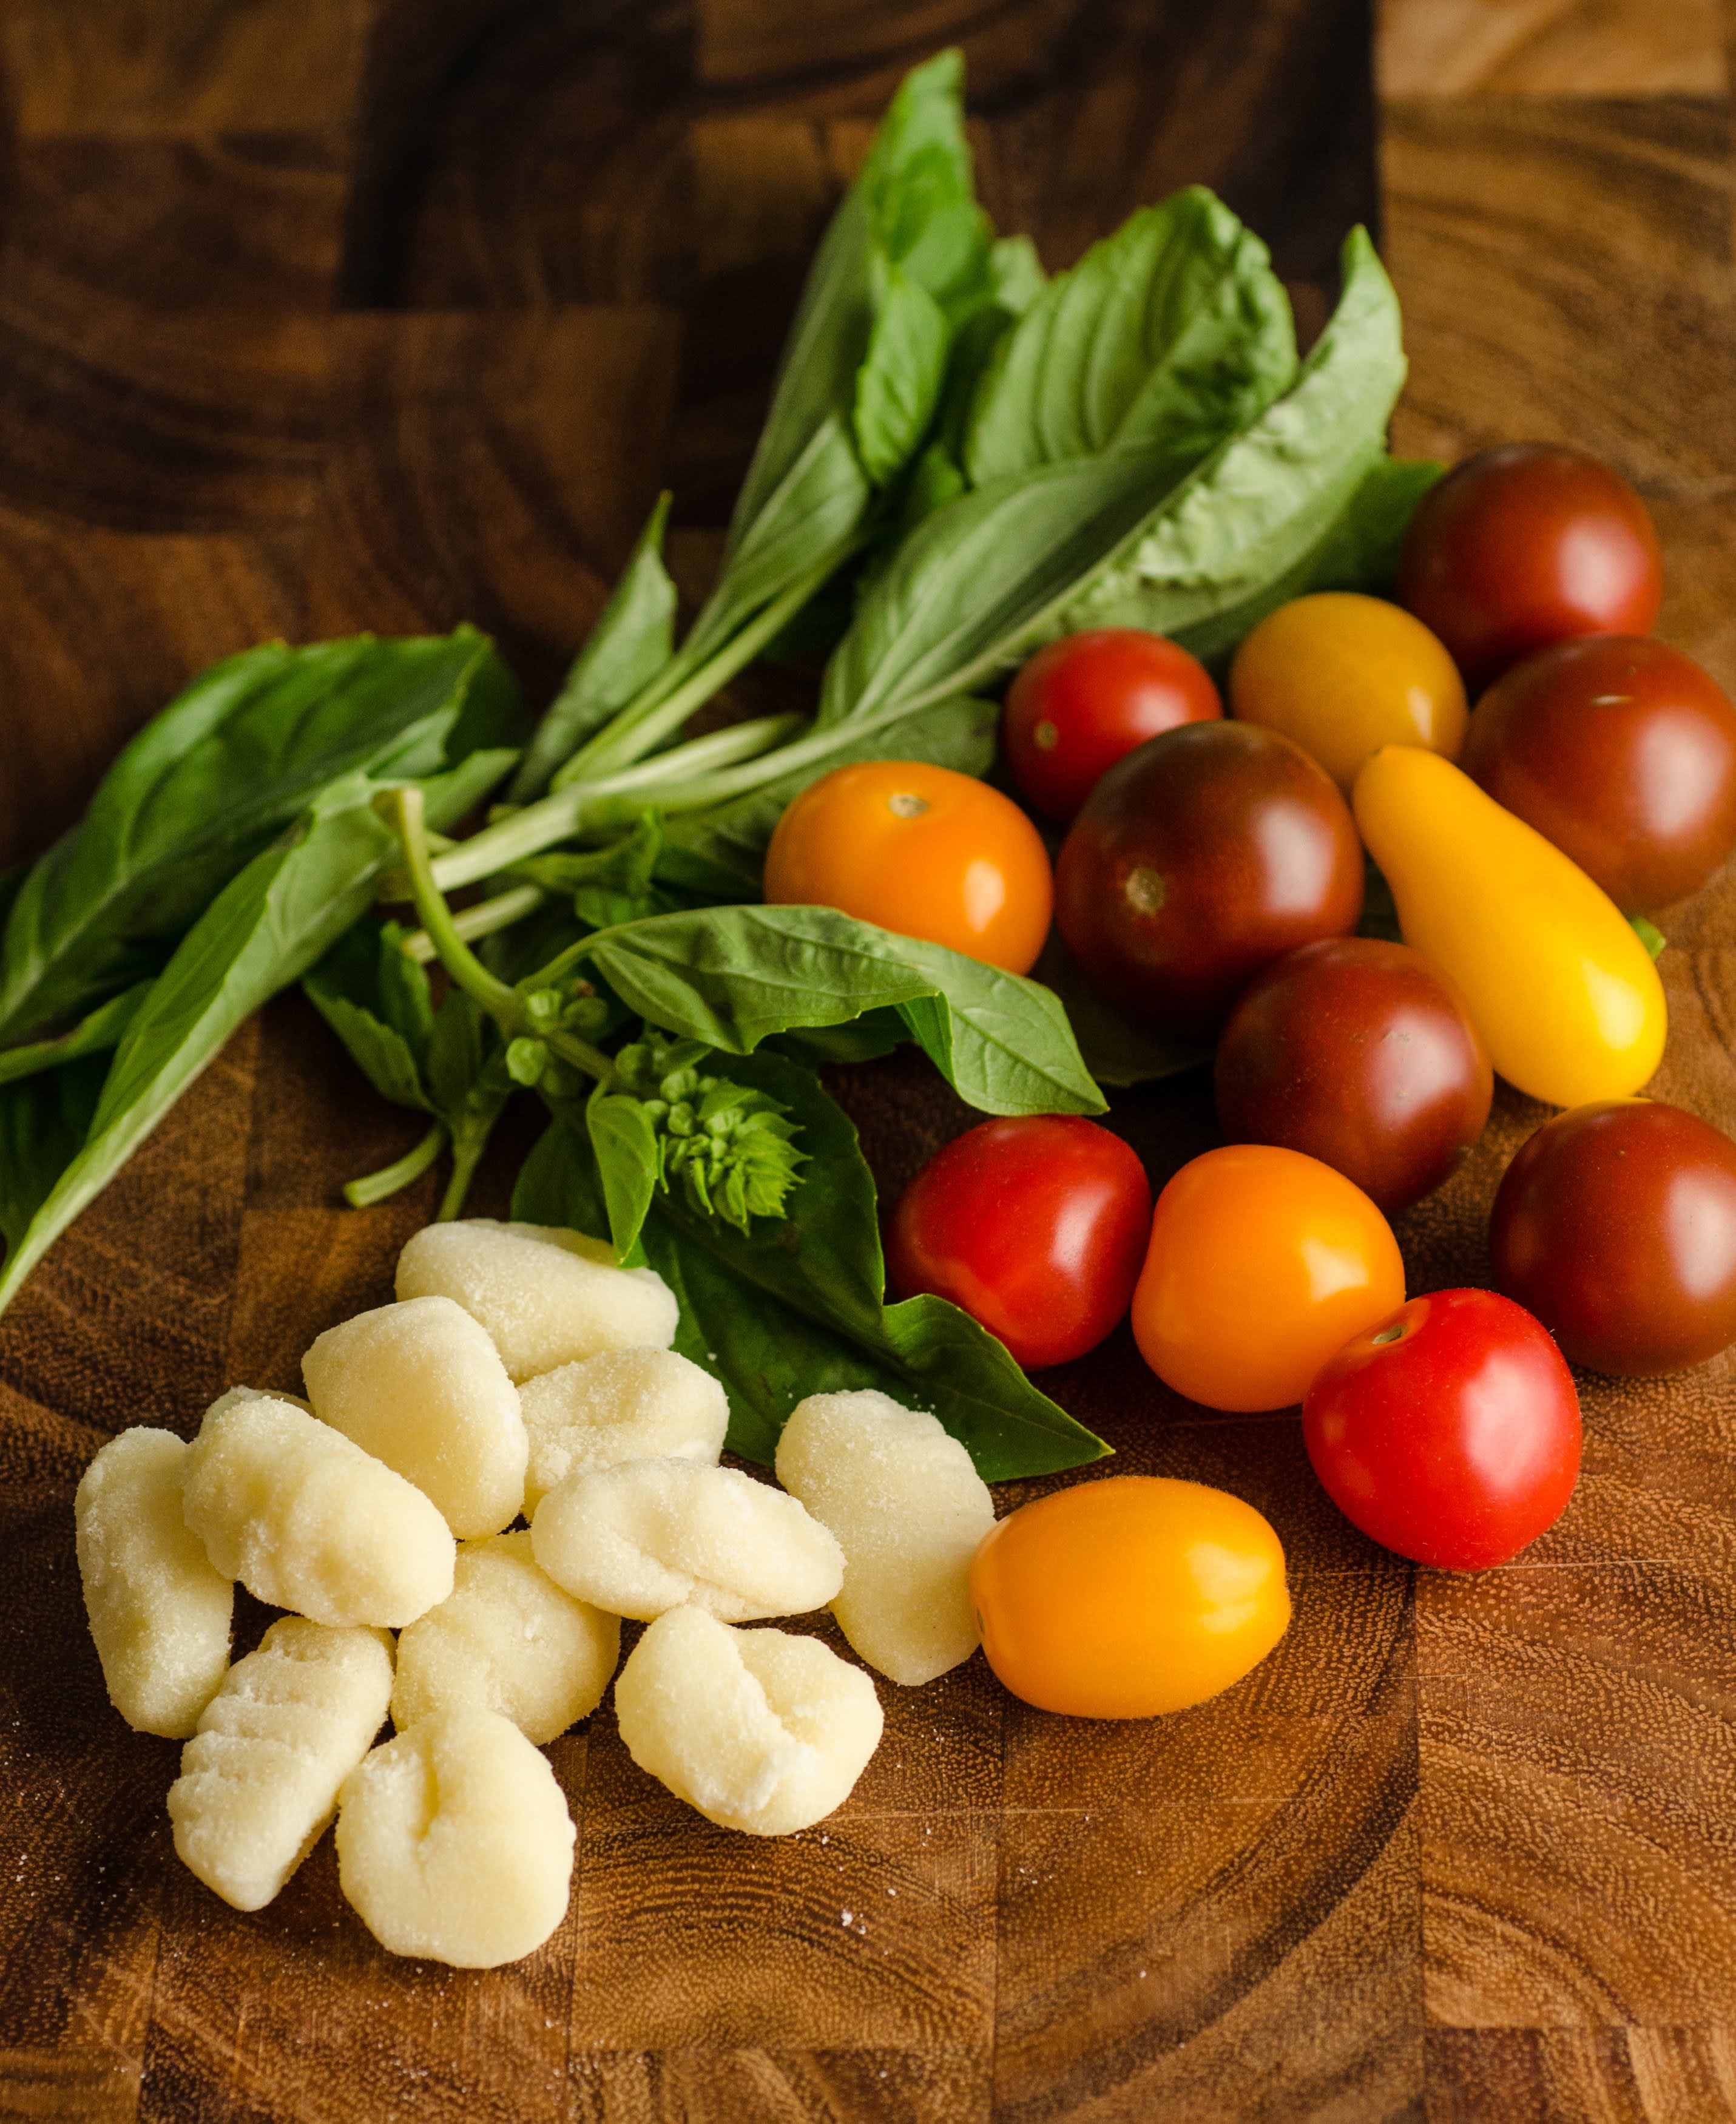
[766,442,1736,1722]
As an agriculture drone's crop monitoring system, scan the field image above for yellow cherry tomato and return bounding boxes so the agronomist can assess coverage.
[1230,591,1467,793]
[969,1476,1291,1718]
[763,760,1053,975]
[1132,1144,1406,1412]
[1354,745,1667,1108]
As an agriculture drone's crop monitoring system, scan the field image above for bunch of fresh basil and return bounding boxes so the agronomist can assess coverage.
[0,48,1437,1484]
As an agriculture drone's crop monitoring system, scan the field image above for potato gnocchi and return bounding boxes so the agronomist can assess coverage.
[395,1219,678,1382]
[167,1616,393,1911]
[520,1346,728,1511]
[531,1457,843,1624]
[775,1388,994,1685]
[75,1428,233,1739]
[302,1295,527,1539]
[615,1606,883,1836]
[337,1708,576,1968]
[391,1530,620,1746]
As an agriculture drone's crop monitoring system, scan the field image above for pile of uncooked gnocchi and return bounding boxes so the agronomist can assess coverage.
[73,1220,992,1969]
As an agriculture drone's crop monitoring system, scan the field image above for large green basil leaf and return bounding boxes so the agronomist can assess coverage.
[0,1054,110,1256]
[514,1064,1109,1480]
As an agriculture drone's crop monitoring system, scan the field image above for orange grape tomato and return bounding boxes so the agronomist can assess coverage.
[968,1475,1291,1718]
[1131,1144,1406,1412]
[762,761,1053,975]
[1229,591,1467,794]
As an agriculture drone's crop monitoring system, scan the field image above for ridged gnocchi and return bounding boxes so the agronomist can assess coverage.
[395,1219,678,1382]
[531,1458,843,1624]
[520,1347,728,1512]
[615,1606,883,1836]
[75,1428,233,1739]
[167,1616,393,1911]
[774,1388,995,1685]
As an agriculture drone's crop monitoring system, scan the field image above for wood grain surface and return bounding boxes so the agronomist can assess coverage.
[0,4,1733,2119]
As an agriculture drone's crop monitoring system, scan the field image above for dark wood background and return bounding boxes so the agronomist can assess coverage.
[2,2,1734,2119]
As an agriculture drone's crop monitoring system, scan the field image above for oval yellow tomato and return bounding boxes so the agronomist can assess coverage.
[1354,745,1667,1107]
[1230,591,1467,793]
[969,1476,1291,1718]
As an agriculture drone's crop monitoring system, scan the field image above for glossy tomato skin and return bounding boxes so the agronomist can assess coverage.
[1398,444,1662,691]
[1461,636,1736,913]
[1303,1288,1581,1571]
[1131,1144,1406,1412]
[886,1117,1151,1370]
[968,1475,1291,1718]
[1489,1100,1736,1375]
[1054,721,1364,1041]
[763,760,1053,975]
[1003,629,1221,824]
[1214,938,1493,1211]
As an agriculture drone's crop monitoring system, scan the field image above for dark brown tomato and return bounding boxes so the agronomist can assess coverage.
[1213,938,1493,1211]
[1490,1100,1736,1375]
[1398,444,1662,692]
[1462,635,1736,913]
[1053,721,1364,1041]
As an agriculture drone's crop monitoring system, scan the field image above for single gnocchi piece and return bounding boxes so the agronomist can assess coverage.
[614,1606,883,1836]
[182,1388,454,1629]
[336,1708,576,1967]
[391,1530,620,1746]
[167,1616,393,1912]
[75,1428,233,1739]
[301,1296,527,1540]
[531,1458,843,1625]
[395,1219,678,1382]
[520,1347,728,1512]
[774,1388,995,1686]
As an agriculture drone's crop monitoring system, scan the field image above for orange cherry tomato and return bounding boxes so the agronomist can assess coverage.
[969,1475,1291,1718]
[1131,1144,1405,1412]
[762,761,1053,975]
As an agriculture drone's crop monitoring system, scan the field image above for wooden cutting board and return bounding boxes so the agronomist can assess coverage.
[1,4,1734,2119]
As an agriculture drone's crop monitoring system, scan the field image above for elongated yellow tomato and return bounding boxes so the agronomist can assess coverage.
[1353,746,1666,1107]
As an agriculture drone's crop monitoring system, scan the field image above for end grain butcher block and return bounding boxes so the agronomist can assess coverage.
[2,2,1735,2119]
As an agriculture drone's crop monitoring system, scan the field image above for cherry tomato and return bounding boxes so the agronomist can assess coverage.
[1213,938,1493,1211]
[886,1117,1150,1370]
[1303,1288,1581,1571]
[1490,1100,1736,1375]
[968,1475,1291,1717]
[1461,636,1736,913]
[1131,1144,1406,1412]
[1229,592,1467,793]
[1397,444,1663,691]
[763,761,1053,975]
[1002,629,1221,824]
[1054,722,1364,1040]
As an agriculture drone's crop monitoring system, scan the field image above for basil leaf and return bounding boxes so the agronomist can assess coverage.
[0,1054,109,1256]
[0,980,154,1088]
[583,904,1104,1117]
[306,988,431,1114]
[854,264,949,487]
[965,188,1295,483]
[1030,933,1207,1089]
[524,495,677,800]
[514,1063,1109,1480]
[0,628,521,1046]
[586,1087,661,1259]
[1301,456,1445,597]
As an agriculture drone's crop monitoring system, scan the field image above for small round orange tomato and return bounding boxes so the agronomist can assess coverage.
[762,761,1053,974]
[1132,1144,1405,1412]
[1230,591,1467,794]
[969,1475,1291,1718]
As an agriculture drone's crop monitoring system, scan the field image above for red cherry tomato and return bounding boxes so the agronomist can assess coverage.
[1398,444,1662,691]
[1303,1288,1582,1570]
[1002,629,1221,824]
[1461,636,1736,913]
[886,1117,1152,1370]
[1489,1100,1736,1375]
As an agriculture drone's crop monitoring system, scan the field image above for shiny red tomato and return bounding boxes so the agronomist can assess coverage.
[1461,636,1736,913]
[886,1117,1151,1370]
[1489,1100,1736,1375]
[1303,1288,1581,1570]
[1002,629,1221,824]
[1398,444,1662,691]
